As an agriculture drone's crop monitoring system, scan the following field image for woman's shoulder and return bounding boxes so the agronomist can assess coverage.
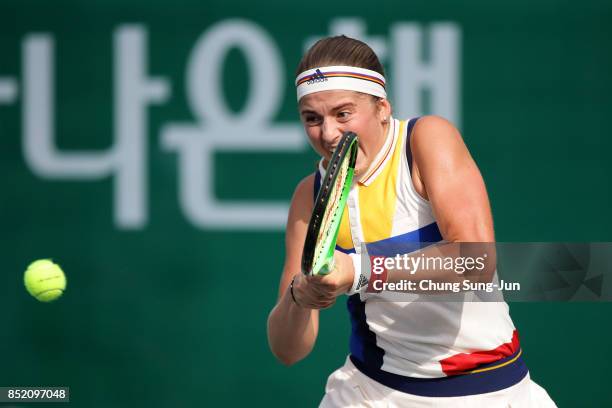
[289,173,316,212]
[285,174,316,235]
[411,115,460,139]
[294,173,315,197]
[409,115,464,155]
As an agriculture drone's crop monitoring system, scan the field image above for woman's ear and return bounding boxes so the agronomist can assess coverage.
[377,98,392,123]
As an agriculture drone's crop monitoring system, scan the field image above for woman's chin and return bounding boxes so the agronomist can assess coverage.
[354,156,370,176]
[354,163,368,178]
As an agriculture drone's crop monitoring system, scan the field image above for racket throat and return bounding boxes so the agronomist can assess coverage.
[319,257,335,275]
[313,223,340,275]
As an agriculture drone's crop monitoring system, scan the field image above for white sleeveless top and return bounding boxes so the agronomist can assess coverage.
[314,118,519,379]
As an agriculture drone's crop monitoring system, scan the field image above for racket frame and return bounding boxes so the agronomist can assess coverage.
[302,132,359,276]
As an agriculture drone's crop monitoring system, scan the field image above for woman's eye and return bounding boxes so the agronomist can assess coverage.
[304,115,321,124]
[338,111,351,120]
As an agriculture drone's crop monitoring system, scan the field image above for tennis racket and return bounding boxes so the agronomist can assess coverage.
[302,132,359,276]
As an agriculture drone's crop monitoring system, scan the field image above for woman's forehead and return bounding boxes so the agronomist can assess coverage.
[299,90,368,110]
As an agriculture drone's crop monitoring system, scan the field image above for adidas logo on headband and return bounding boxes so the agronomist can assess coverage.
[305,69,328,85]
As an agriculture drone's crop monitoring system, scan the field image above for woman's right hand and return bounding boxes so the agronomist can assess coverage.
[291,273,337,309]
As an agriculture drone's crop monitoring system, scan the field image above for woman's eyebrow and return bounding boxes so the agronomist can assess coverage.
[299,102,356,116]
[331,102,356,112]
[299,108,318,116]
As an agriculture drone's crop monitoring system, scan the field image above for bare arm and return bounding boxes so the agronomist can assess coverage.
[412,115,494,243]
[267,175,319,366]
[381,116,496,285]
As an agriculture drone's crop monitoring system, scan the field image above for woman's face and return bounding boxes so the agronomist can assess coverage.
[298,90,391,176]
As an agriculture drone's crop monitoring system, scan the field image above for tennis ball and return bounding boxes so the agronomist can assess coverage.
[24,259,67,302]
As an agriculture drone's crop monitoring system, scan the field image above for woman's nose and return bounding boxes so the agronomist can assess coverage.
[321,118,342,146]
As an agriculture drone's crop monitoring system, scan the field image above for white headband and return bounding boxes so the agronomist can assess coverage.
[295,66,386,101]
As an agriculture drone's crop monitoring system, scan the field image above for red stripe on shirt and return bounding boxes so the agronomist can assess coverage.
[439,330,521,376]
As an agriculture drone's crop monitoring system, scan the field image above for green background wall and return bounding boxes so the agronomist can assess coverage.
[1,1,611,406]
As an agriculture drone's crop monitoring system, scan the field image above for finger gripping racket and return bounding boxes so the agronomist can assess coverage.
[302,132,358,276]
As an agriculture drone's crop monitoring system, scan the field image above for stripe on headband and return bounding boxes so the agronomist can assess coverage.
[295,66,386,101]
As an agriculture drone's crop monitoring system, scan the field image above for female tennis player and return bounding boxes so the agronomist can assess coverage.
[267,35,556,407]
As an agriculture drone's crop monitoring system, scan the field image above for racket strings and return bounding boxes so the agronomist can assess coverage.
[314,157,350,260]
